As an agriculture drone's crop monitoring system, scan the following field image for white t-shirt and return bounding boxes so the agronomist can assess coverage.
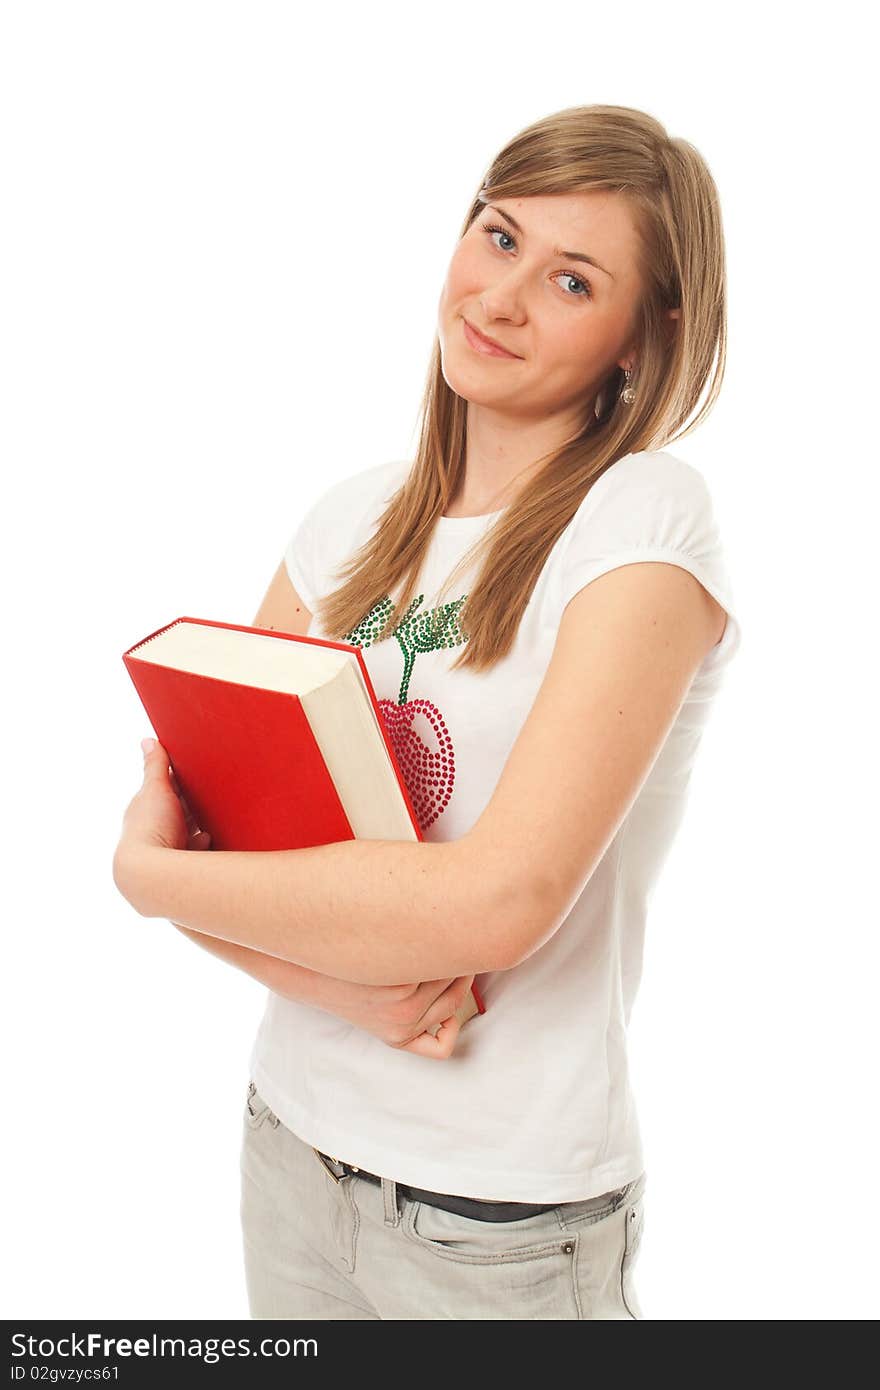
[248,449,743,1202]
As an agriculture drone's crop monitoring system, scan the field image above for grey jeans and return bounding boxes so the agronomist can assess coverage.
[241,1080,647,1320]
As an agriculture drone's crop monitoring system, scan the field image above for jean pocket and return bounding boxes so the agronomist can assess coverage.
[401,1198,569,1267]
[244,1080,278,1132]
[554,1180,636,1231]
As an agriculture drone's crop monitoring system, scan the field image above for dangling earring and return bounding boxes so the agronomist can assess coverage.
[594,364,636,419]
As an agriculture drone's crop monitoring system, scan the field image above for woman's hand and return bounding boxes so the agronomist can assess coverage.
[113,739,211,897]
[306,972,477,1060]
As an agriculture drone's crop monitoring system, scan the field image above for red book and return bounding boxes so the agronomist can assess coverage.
[122,615,485,1025]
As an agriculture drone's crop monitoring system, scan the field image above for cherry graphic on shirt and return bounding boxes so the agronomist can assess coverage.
[345,593,469,831]
[376,696,455,830]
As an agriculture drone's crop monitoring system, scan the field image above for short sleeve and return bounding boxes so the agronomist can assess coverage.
[282,458,412,615]
[553,450,743,674]
[283,491,323,613]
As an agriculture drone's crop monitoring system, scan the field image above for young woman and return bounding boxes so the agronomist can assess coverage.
[113,103,742,1320]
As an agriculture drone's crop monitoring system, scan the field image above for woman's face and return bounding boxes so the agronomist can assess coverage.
[437,190,646,430]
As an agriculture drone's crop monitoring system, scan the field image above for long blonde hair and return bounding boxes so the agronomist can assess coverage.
[315,103,727,672]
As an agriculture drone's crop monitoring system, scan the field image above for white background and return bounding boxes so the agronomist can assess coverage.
[2,0,876,1321]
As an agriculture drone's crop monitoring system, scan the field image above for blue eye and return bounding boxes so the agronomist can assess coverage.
[485,224,516,253]
[480,222,593,300]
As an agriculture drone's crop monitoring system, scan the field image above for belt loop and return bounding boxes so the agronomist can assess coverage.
[382,1175,400,1227]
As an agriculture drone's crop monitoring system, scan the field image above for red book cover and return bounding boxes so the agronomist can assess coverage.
[122,615,485,1017]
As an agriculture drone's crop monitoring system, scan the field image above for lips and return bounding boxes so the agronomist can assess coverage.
[462,317,521,359]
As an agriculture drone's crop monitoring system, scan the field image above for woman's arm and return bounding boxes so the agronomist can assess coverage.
[118,832,524,983]
[169,919,475,1055]
[117,560,721,984]
[148,568,477,1056]
[114,563,538,983]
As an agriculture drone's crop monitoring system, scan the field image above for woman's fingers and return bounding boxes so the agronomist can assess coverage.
[415,976,474,1033]
[169,765,209,846]
[400,1015,462,1060]
[391,977,473,1058]
[168,765,192,815]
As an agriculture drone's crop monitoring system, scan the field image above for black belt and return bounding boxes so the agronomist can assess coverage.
[314,1148,558,1222]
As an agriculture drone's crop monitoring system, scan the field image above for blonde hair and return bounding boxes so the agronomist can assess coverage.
[315,103,727,672]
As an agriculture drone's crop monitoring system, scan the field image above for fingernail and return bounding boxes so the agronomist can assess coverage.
[141,737,156,755]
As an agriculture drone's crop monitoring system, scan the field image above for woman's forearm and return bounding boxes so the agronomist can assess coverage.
[119,834,531,984]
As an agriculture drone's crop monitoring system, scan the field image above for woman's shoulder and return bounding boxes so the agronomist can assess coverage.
[554,445,742,671]
[586,446,709,503]
[284,459,413,613]
[566,447,715,538]
[305,457,412,521]
[555,446,730,581]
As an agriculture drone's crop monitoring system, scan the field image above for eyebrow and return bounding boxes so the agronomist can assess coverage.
[486,204,615,280]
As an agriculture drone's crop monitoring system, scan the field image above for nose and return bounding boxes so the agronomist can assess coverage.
[479,282,526,327]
